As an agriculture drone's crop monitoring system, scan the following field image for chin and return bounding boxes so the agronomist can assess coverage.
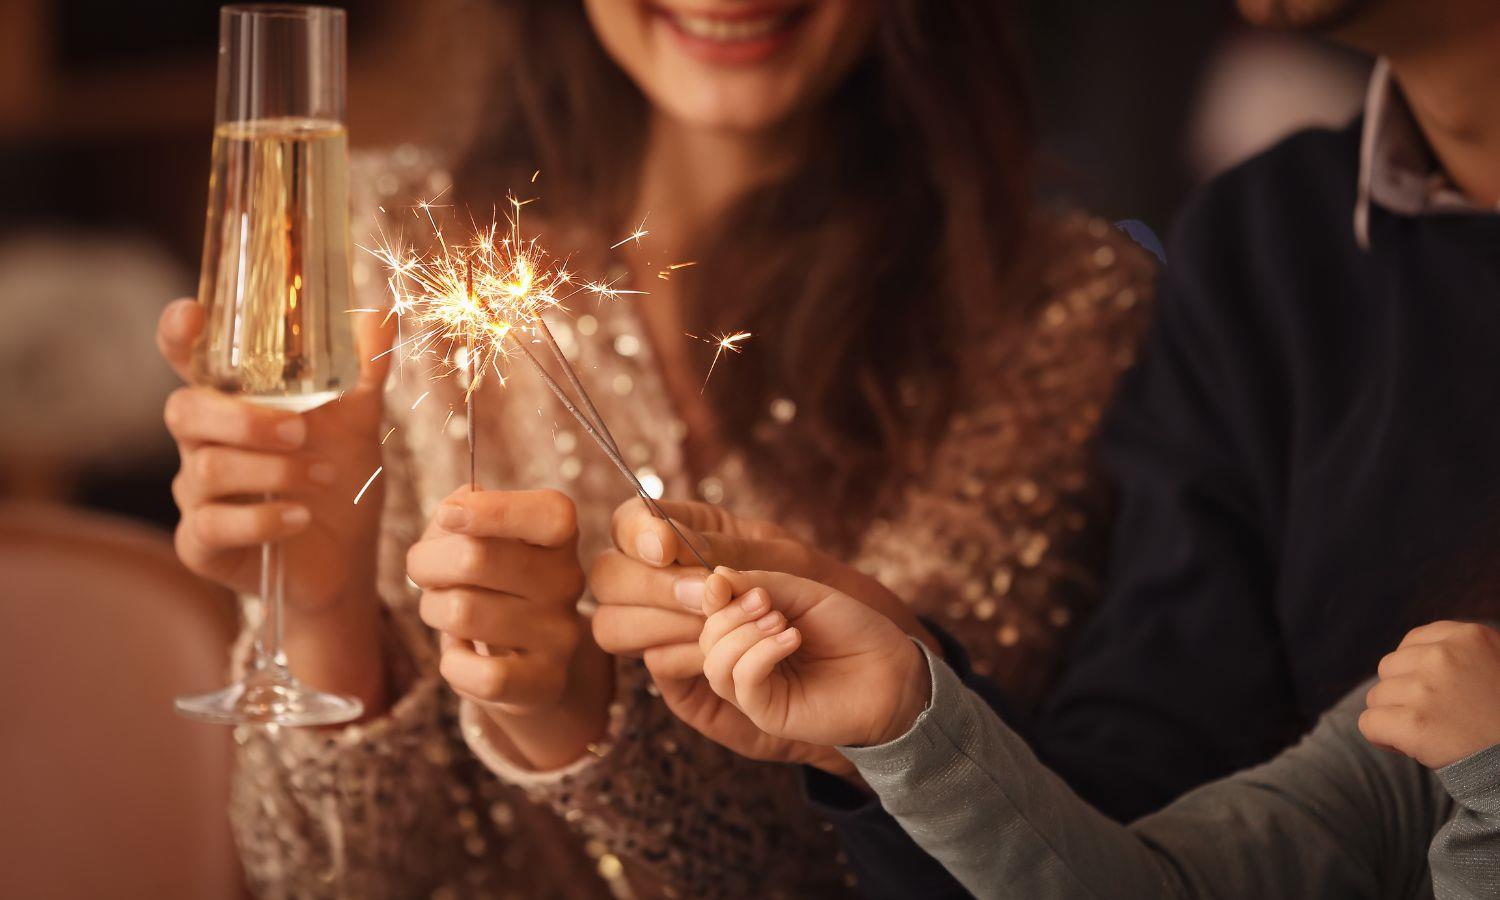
[586,0,873,133]
[651,74,808,133]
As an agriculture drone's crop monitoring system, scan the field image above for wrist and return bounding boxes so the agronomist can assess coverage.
[871,640,931,747]
[481,637,615,771]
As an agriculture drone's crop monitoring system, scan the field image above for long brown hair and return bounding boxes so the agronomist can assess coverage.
[460,1,1033,544]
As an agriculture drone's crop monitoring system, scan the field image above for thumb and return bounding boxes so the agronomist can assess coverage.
[155,298,203,383]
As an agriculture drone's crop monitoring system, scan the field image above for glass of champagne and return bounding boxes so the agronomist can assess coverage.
[175,4,363,726]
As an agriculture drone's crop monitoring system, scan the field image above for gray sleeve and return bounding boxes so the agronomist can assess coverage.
[842,645,1442,900]
[1431,743,1500,899]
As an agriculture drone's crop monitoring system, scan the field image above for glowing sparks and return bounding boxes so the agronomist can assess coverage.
[361,193,629,397]
[657,260,697,281]
[354,466,383,505]
[610,217,650,250]
[691,330,753,392]
[381,426,397,444]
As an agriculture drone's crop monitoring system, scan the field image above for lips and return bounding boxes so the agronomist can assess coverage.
[647,3,810,63]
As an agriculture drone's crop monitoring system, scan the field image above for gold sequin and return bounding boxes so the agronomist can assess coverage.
[613,333,641,357]
[597,854,624,880]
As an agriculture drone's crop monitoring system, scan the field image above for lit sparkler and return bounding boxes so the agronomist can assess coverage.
[363,195,713,568]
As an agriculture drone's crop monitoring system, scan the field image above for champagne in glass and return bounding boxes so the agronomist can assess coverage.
[176,4,363,726]
[196,117,356,409]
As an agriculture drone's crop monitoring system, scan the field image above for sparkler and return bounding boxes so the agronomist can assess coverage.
[363,196,714,568]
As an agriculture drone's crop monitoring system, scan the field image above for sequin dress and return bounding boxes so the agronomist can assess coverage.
[227,151,1157,899]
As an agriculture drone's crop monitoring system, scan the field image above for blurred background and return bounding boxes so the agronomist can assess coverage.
[0,0,1370,529]
[0,1,1367,896]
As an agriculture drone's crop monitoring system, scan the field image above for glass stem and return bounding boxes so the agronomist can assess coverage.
[255,491,289,678]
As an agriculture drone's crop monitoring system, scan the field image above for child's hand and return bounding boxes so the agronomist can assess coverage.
[1359,620,1500,768]
[699,568,930,749]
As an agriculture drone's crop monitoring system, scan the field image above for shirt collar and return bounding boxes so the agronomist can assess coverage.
[1355,58,1496,249]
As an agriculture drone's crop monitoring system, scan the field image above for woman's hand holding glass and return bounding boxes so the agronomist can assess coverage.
[158,298,393,712]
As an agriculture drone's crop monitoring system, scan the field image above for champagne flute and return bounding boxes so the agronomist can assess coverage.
[175,4,363,726]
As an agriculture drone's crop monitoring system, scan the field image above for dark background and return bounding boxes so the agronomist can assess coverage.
[0,0,1366,532]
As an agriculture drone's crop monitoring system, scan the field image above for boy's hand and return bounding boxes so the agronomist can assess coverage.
[699,568,930,749]
[1360,620,1500,769]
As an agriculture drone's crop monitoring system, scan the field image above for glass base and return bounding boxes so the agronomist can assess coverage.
[175,668,363,726]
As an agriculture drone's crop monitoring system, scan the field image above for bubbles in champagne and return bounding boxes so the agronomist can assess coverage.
[195,117,357,409]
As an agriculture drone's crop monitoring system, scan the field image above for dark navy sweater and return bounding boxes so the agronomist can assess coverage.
[820,121,1500,897]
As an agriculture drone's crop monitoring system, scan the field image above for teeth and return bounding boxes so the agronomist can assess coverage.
[671,11,789,42]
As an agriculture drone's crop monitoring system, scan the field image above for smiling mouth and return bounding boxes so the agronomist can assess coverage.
[650,4,808,45]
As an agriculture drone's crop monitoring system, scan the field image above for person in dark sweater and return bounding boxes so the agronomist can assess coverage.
[800,0,1500,894]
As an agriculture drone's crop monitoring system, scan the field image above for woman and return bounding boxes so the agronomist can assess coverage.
[693,568,1500,899]
[158,0,1155,896]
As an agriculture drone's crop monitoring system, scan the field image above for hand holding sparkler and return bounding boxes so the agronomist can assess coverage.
[590,497,942,776]
[410,485,615,770]
[364,195,716,567]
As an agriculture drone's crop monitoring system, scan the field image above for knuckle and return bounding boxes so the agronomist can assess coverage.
[591,609,623,651]
[405,543,426,583]
[475,663,508,701]
[163,388,193,430]
[1457,622,1490,646]
[192,509,220,544]
[170,473,190,507]
[448,592,479,633]
[173,522,202,566]
[454,538,489,585]
[193,448,222,484]
[539,490,578,545]
[1432,644,1458,669]
[417,591,443,629]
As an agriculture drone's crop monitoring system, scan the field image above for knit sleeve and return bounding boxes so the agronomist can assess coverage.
[1430,742,1500,899]
[846,663,1442,900]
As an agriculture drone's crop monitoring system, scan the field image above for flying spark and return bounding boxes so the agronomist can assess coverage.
[610,217,650,250]
[354,466,383,505]
[691,330,753,392]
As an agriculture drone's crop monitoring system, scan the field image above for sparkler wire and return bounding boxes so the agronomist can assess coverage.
[532,320,712,568]
[509,332,712,570]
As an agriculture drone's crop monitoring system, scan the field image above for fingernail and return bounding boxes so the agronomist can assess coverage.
[775,628,799,646]
[276,418,306,446]
[437,503,471,530]
[282,506,311,528]
[637,530,665,566]
[674,577,705,613]
[756,611,783,633]
[308,462,337,485]
[741,590,768,616]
